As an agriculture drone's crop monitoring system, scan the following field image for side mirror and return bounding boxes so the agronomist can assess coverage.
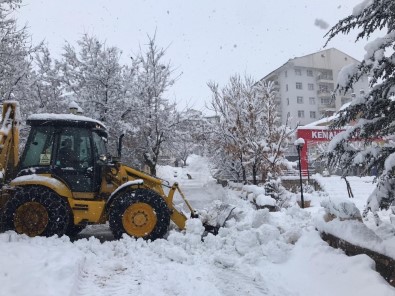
[99,154,107,162]
[98,154,115,165]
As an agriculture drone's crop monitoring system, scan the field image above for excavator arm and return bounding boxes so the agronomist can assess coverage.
[0,101,20,183]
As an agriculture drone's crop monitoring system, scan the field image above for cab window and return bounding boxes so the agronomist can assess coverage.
[92,131,107,159]
[56,127,93,169]
[20,126,54,169]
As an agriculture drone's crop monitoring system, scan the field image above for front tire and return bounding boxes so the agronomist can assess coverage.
[2,186,69,237]
[109,188,170,240]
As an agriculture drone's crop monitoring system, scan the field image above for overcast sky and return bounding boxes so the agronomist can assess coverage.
[16,0,368,113]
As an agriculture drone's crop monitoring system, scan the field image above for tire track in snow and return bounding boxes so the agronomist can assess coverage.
[71,257,143,296]
[209,265,299,296]
[209,266,269,295]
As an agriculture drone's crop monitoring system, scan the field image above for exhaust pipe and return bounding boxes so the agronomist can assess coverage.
[118,134,125,159]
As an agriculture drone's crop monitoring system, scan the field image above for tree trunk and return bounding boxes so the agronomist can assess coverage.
[252,163,258,185]
[143,152,157,176]
[149,163,156,176]
[242,166,247,184]
[261,169,268,184]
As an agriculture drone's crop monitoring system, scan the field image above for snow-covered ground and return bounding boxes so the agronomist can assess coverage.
[0,155,394,296]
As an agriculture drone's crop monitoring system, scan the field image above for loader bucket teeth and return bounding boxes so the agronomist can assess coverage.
[200,204,237,236]
[203,224,220,235]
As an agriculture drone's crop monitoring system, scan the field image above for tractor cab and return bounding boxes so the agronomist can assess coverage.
[18,114,109,197]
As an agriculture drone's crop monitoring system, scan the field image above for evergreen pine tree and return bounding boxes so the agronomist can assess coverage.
[325,0,395,215]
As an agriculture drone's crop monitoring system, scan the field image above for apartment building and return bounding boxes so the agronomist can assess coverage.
[260,48,369,128]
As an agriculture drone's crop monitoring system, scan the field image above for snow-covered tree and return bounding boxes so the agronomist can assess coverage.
[169,109,207,166]
[208,75,291,184]
[131,35,178,175]
[208,75,253,183]
[59,35,127,119]
[209,146,244,181]
[0,0,40,112]
[325,0,395,215]
[29,46,67,114]
[58,34,132,151]
[255,81,292,182]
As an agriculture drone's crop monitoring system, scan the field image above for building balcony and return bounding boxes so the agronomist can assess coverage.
[316,75,334,83]
[317,89,334,97]
[318,102,336,111]
[272,80,280,91]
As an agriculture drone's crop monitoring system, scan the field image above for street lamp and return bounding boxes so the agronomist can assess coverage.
[294,138,305,209]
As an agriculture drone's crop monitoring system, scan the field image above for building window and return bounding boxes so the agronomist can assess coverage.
[298,110,304,118]
[321,97,330,104]
[286,84,288,91]
[308,83,314,90]
[307,69,313,77]
[309,97,316,105]
[297,96,303,104]
[287,98,289,105]
[296,82,302,90]
[285,71,287,77]
[287,112,290,118]
[295,69,302,76]
[310,111,316,119]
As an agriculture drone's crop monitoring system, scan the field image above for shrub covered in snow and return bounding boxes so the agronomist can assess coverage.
[321,197,362,221]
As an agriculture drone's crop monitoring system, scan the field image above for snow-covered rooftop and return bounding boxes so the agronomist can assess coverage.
[302,102,352,128]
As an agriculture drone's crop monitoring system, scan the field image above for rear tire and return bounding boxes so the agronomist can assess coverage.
[109,188,170,240]
[2,186,69,237]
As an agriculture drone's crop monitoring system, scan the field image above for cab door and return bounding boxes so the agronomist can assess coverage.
[54,127,96,196]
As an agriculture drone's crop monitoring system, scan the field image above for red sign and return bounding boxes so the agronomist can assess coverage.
[296,127,345,176]
[297,128,345,142]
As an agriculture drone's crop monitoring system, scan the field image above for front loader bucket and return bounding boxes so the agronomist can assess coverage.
[199,202,237,235]
[166,183,239,235]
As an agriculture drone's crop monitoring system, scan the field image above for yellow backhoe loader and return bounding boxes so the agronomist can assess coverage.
[0,101,222,240]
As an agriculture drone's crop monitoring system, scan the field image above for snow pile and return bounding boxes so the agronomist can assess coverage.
[240,185,266,202]
[315,215,395,259]
[256,194,276,207]
[0,156,394,295]
[242,184,265,196]
[321,196,362,221]
[0,233,84,296]
[239,184,275,206]
[235,181,294,208]
[315,174,395,260]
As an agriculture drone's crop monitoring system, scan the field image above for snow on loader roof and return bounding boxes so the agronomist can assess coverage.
[27,113,107,129]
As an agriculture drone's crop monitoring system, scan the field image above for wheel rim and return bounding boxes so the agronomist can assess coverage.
[14,202,49,237]
[122,202,157,237]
